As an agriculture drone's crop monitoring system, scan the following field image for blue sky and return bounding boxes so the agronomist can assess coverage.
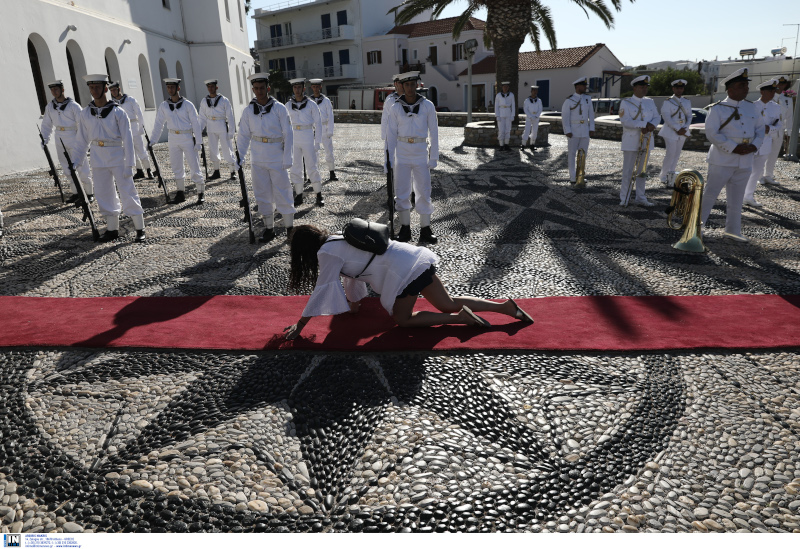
[247,0,800,67]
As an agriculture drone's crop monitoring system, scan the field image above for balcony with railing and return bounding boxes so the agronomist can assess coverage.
[274,64,359,82]
[255,25,356,52]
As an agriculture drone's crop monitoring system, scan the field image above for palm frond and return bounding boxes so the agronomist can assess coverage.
[451,1,482,40]
[530,1,556,50]
[568,0,616,27]
[388,0,451,25]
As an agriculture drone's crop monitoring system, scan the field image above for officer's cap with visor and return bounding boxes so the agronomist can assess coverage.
[720,68,750,89]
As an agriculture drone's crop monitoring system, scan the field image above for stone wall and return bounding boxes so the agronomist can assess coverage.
[334,110,496,127]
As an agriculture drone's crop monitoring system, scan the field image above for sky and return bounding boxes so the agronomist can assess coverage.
[247,0,800,67]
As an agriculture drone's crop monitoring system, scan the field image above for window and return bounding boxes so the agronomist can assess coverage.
[588,77,602,94]
[268,57,296,78]
[428,46,437,66]
[321,14,331,38]
[162,0,170,9]
[337,10,347,26]
[224,0,230,21]
[367,50,382,65]
[412,50,418,60]
[452,43,465,61]
[238,0,243,28]
[339,49,350,66]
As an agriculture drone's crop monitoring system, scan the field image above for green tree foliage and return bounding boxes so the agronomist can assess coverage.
[648,68,705,96]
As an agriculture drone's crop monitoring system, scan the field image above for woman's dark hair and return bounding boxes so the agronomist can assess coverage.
[289,225,329,292]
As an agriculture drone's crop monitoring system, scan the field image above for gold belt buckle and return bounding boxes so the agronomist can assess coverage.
[58,126,64,131]
[261,138,268,143]
[742,138,750,144]
[579,120,585,124]
[408,138,415,144]
[98,140,105,147]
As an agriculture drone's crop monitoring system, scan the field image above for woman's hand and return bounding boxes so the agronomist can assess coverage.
[283,317,309,340]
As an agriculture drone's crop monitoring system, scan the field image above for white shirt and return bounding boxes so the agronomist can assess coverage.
[386,94,439,166]
[619,96,660,151]
[494,92,515,120]
[285,96,322,145]
[302,238,439,317]
[311,94,334,136]
[705,97,764,169]
[199,94,235,136]
[523,96,543,119]
[658,95,692,141]
[150,97,202,141]
[237,97,293,168]
[774,92,794,136]
[114,94,146,137]
[381,91,400,142]
[753,98,783,156]
[41,98,83,143]
[561,93,595,137]
[73,100,135,168]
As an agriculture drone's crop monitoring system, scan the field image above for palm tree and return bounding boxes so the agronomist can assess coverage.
[389,0,635,117]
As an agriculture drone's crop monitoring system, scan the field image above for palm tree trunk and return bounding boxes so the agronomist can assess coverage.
[485,1,531,125]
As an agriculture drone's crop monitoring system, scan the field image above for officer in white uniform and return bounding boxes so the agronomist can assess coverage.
[40,80,94,202]
[520,85,543,151]
[236,73,296,242]
[73,74,146,243]
[658,79,692,186]
[149,78,204,204]
[744,79,782,208]
[561,77,595,184]
[198,79,237,181]
[494,82,515,151]
[763,75,794,184]
[386,71,439,244]
[286,78,324,207]
[619,75,660,206]
[308,78,337,181]
[701,68,764,242]
[108,81,152,181]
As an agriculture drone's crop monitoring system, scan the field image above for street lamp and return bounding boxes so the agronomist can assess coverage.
[464,39,478,123]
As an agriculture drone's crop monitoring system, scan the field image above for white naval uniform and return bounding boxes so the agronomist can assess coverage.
[745,98,783,201]
[521,96,543,146]
[619,96,660,204]
[285,96,322,194]
[199,94,236,171]
[658,95,692,182]
[41,98,94,195]
[561,93,595,182]
[494,92,515,145]
[115,94,151,172]
[236,98,296,228]
[312,94,335,172]
[764,92,794,180]
[381,92,400,145]
[386,94,439,220]
[701,98,764,237]
[73,100,144,231]
[150,97,204,192]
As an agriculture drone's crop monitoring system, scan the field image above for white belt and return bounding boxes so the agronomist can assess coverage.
[92,139,123,147]
[399,137,428,144]
[56,126,77,132]
[498,105,511,109]
[253,136,283,143]
[293,124,312,130]
[169,129,192,135]
[732,137,753,144]
[208,116,224,121]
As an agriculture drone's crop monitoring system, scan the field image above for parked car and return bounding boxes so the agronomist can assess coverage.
[592,98,621,115]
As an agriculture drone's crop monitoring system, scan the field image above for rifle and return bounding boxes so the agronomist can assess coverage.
[38,125,65,202]
[143,129,171,204]
[201,142,209,179]
[233,137,256,244]
[59,139,99,241]
[386,149,395,238]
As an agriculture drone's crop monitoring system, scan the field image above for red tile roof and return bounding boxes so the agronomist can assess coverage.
[386,17,485,38]
[459,44,609,76]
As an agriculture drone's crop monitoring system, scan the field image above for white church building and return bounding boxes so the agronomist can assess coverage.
[3,0,253,174]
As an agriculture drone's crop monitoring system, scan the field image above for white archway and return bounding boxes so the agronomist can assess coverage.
[158,58,169,100]
[28,33,55,115]
[66,39,87,105]
[104,47,121,85]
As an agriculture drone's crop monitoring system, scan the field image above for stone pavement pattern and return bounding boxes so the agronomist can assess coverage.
[0,125,799,533]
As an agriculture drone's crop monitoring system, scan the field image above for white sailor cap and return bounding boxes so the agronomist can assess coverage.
[82,74,109,85]
[397,71,421,83]
[47,80,64,88]
[631,75,650,86]
[308,78,323,85]
[247,73,270,83]
[757,78,779,91]
[163,78,181,85]
[204,79,218,85]
[530,85,539,89]
[500,81,511,86]
[776,75,791,85]
[671,79,687,86]
[288,77,306,85]
[108,81,120,89]
[720,68,750,87]
[392,74,401,82]
[572,77,588,86]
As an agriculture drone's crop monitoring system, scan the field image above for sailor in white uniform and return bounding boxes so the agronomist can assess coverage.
[494,82,515,151]
[198,79,237,181]
[744,79,783,208]
[236,73,295,242]
[658,79,692,186]
[763,75,794,184]
[108,81,152,181]
[701,68,764,242]
[561,77,595,184]
[308,78,337,181]
[619,75,660,206]
[386,71,439,244]
[40,80,94,202]
[381,75,403,149]
[73,74,145,243]
[286,78,324,207]
[520,85,543,151]
[149,78,204,204]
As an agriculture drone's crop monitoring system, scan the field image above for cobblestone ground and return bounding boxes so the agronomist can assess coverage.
[0,125,798,533]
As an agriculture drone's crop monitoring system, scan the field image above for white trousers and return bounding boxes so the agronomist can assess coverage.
[521,117,540,145]
[252,163,296,220]
[54,134,93,194]
[168,135,204,192]
[318,129,335,172]
[744,154,769,200]
[92,165,144,219]
[290,135,321,194]
[659,136,686,182]
[763,132,782,179]
[701,163,749,236]
[567,136,591,181]
[132,133,152,171]
[497,118,512,145]
[208,132,235,171]
[620,150,647,203]
[394,162,433,216]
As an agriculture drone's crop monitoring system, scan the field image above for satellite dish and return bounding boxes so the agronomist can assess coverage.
[771,47,788,56]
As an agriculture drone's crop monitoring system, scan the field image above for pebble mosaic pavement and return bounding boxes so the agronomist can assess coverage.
[0,124,799,533]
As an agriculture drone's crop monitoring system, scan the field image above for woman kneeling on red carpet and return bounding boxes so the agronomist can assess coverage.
[283,224,533,340]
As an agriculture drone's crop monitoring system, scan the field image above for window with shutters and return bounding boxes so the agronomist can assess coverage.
[367,51,382,65]
[452,43,465,61]
[588,77,603,93]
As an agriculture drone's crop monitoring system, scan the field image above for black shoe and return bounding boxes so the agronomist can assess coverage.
[196,192,205,204]
[531,145,537,152]
[135,229,146,243]
[316,192,325,206]
[99,230,119,242]
[133,169,145,180]
[252,204,259,212]
[329,170,338,181]
[410,192,416,208]
[397,224,411,242]
[520,145,526,151]
[230,171,237,180]
[209,170,221,180]
[146,169,154,180]
[418,226,438,244]
[294,193,303,207]
[259,227,275,243]
[66,194,80,204]
[87,194,94,203]
[174,190,186,203]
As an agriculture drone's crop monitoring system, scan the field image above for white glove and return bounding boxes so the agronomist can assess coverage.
[40,142,47,150]
[194,143,202,152]
[148,141,155,149]
[428,159,438,169]
[71,163,80,172]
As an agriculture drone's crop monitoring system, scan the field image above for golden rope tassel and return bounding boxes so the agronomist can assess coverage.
[666,169,707,253]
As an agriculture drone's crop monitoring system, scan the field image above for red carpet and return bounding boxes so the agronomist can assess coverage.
[1,294,799,352]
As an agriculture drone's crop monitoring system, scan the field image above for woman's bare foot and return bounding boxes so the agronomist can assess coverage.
[459,306,491,327]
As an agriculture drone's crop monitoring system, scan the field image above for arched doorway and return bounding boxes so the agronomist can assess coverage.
[28,34,55,115]
[65,39,87,105]
[104,48,121,85]
[158,58,169,100]
[138,54,156,109]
